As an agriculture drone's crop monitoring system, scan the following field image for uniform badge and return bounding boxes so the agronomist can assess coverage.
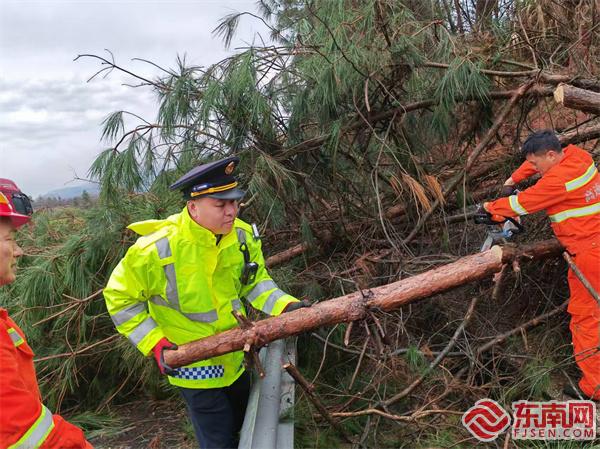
[225,161,235,175]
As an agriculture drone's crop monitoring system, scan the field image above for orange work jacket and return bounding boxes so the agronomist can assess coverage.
[486,144,600,255]
[0,308,91,449]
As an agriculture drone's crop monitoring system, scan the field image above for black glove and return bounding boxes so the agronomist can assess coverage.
[473,205,504,224]
[473,205,492,224]
[500,184,516,197]
[473,205,506,225]
[283,299,311,313]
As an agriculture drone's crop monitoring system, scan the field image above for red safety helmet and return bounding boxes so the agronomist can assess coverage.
[0,192,30,228]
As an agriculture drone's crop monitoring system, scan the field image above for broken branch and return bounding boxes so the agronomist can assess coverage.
[164,240,562,368]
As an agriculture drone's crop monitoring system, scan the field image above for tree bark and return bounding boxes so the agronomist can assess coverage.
[554,84,600,115]
[542,75,600,92]
[164,239,563,368]
[559,123,600,146]
[265,243,308,267]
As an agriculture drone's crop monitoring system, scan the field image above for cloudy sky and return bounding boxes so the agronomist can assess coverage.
[0,0,266,197]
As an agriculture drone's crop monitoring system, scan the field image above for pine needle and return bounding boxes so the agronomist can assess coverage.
[401,172,431,212]
[388,173,404,198]
[423,174,445,206]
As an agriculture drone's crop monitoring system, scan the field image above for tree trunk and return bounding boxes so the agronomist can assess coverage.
[164,239,563,368]
[265,243,308,267]
[475,0,497,31]
[554,84,600,115]
[559,123,600,146]
[453,0,464,34]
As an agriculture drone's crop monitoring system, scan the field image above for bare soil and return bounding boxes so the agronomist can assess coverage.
[90,398,195,449]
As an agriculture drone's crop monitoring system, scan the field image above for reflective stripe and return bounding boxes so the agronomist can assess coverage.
[7,328,24,347]
[565,163,598,192]
[262,289,287,315]
[164,263,179,307]
[155,237,180,305]
[232,299,242,311]
[549,202,600,223]
[509,195,528,215]
[246,280,278,302]
[128,316,158,346]
[183,310,218,323]
[8,405,54,449]
[150,296,218,323]
[236,228,247,244]
[149,295,170,308]
[171,365,225,380]
[155,237,172,259]
[110,303,147,326]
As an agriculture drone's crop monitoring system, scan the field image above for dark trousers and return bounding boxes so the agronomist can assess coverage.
[179,371,251,449]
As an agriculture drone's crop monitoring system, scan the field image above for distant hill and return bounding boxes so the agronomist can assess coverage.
[40,183,100,200]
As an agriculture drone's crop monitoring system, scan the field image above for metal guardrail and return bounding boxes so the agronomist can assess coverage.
[238,338,296,449]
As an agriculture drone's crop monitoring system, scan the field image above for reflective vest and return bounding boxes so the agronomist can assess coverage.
[103,207,298,389]
[0,308,91,449]
[486,145,600,255]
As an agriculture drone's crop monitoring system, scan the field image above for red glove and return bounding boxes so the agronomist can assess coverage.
[152,338,177,375]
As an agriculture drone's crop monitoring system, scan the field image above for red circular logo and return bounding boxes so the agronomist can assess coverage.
[462,399,511,441]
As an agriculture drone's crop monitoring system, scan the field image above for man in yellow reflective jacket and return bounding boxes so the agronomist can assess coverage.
[104,157,306,448]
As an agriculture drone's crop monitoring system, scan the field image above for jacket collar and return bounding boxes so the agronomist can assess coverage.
[128,207,239,249]
[178,206,215,246]
[544,144,579,178]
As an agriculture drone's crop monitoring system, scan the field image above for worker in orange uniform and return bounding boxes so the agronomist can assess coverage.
[482,130,600,400]
[0,192,93,448]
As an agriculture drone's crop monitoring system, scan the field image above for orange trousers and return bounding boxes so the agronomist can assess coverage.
[567,247,600,400]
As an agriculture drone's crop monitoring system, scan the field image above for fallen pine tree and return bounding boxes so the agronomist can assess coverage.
[165,239,563,368]
[264,123,600,269]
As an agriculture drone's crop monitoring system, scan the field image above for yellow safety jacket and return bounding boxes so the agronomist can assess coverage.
[103,207,298,389]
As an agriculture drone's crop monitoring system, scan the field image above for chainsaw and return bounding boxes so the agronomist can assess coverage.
[473,206,524,252]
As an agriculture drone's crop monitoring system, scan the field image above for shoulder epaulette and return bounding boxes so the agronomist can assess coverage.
[234,218,253,233]
[136,227,171,250]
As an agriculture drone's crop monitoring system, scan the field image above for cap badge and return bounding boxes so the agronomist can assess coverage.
[225,161,235,175]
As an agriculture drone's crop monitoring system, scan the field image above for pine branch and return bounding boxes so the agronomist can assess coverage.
[402,79,536,244]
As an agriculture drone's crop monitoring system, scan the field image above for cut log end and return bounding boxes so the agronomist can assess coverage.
[490,244,503,261]
[553,84,565,104]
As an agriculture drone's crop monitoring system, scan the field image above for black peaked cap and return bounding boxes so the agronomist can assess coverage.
[169,156,245,200]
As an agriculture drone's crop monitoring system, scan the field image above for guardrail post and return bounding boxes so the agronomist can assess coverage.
[238,338,296,449]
